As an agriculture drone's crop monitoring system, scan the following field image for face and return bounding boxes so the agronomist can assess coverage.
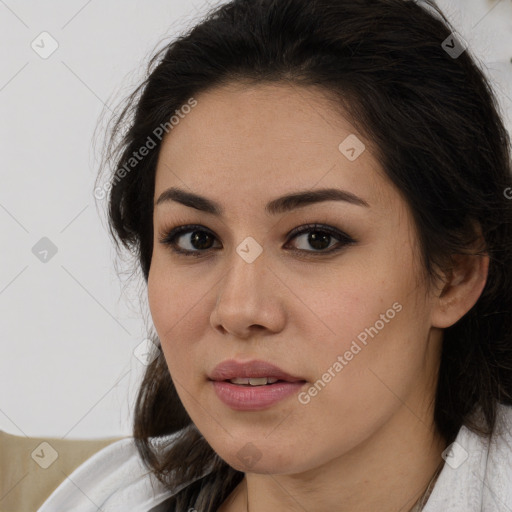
[147,82,442,475]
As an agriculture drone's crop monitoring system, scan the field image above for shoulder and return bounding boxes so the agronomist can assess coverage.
[484,403,512,509]
[36,429,201,512]
[424,403,512,512]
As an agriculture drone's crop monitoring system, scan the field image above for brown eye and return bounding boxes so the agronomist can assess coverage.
[180,230,216,250]
[158,224,221,257]
[285,223,356,254]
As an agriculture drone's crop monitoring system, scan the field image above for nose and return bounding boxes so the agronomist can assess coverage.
[210,246,286,339]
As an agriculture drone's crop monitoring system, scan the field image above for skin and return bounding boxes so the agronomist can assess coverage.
[147,82,489,512]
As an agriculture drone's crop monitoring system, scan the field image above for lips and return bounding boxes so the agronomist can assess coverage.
[209,359,308,411]
[208,359,306,383]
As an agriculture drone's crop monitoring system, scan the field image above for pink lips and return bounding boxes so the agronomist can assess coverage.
[208,359,307,411]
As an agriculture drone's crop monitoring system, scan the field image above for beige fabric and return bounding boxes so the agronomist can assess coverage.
[0,430,127,512]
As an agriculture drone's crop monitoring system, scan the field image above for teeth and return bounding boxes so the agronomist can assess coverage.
[229,377,279,386]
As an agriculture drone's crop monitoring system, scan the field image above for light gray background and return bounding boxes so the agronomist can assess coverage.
[1,0,511,439]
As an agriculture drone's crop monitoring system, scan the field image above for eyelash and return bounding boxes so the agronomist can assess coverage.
[157,223,356,258]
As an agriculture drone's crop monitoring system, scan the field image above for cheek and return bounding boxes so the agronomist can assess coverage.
[147,260,186,368]
[319,234,424,346]
[305,253,428,396]
[315,267,406,348]
[147,262,169,333]
[148,256,196,333]
[147,256,211,374]
[323,309,427,410]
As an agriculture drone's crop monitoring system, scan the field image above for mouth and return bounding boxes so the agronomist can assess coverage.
[224,377,286,386]
[208,358,306,383]
[208,359,308,410]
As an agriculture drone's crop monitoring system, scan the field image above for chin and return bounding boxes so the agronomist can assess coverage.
[214,442,308,475]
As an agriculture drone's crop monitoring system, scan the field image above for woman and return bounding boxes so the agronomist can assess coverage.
[38,0,512,510]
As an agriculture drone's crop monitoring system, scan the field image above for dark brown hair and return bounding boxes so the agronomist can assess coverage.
[96,0,512,509]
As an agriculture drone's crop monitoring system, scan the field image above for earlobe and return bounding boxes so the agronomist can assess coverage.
[431,252,489,329]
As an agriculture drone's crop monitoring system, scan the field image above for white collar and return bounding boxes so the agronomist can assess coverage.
[423,403,512,511]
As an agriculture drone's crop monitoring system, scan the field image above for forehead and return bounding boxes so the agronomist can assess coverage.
[154,82,398,216]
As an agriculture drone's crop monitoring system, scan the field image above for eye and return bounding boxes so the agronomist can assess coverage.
[158,223,356,257]
[285,223,355,254]
[158,224,220,257]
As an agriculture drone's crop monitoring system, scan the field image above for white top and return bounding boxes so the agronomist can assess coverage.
[37,404,512,512]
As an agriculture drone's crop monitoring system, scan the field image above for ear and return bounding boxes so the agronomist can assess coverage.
[430,250,489,329]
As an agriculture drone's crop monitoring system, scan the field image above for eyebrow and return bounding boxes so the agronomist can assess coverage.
[154,186,369,216]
